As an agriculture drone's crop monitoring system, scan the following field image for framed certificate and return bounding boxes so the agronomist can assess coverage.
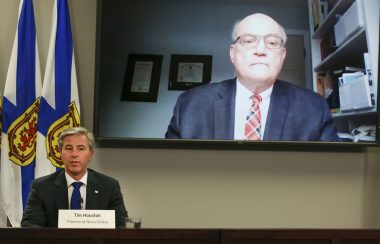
[121,54,163,102]
[168,54,212,90]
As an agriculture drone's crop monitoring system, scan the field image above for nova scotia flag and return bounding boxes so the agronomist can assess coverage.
[0,98,7,227]
[0,0,42,227]
[36,0,80,177]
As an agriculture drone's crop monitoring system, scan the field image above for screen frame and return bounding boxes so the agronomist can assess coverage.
[93,0,380,151]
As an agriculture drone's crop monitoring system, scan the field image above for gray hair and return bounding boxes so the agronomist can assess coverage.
[58,127,95,151]
[231,15,288,45]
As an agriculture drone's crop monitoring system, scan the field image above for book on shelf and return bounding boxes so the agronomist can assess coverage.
[312,0,329,31]
[312,0,321,31]
[363,52,376,107]
[323,72,340,110]
[363,52,373,86]
[320,1,329,23]
[320,33,337,60]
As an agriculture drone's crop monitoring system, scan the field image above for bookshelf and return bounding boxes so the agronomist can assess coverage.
[313,28,366,72]
[308,0,379,141]
[312,0,355,39]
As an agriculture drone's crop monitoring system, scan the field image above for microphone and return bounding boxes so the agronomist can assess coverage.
[79,197,83,210]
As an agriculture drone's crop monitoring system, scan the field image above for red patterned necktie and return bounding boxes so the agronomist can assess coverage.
[244,94,262,140]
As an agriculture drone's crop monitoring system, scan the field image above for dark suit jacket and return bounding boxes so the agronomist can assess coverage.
[165,78,340,141]
[21,169,128,228]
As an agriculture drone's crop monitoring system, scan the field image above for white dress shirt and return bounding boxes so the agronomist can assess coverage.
[65,171,88,209]
[234,79,273,140]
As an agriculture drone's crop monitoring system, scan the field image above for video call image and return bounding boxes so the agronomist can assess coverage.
[95,0,379,144]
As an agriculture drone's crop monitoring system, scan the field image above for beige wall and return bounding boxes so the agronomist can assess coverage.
[0,0,380,228]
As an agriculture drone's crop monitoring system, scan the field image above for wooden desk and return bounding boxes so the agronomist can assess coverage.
[1,228,380,244]
[220,229,380,244]
[0,228,219,244]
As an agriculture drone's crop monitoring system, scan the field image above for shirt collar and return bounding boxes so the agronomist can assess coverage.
[236,79,273,100]
[65,171,88,187]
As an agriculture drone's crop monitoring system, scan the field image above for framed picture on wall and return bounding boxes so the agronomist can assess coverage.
[168,54,212,90]
[121,54,163,102]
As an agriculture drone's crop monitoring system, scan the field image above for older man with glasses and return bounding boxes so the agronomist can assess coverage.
[165,13,340,142]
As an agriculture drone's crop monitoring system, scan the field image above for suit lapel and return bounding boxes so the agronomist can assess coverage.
[214,79,236,139]
[264,80,289,140]
[54,170,69,210]
[86,170,100,209]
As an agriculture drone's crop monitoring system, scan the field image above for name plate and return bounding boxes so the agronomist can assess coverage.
[58,210,115,229]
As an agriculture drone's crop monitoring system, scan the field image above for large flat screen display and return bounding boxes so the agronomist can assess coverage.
[94,0,379,149]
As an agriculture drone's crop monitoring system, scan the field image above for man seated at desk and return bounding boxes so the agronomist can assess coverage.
[21,127,128,228]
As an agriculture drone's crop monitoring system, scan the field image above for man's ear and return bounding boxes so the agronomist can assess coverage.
[281,47,287,62]
[229,45,235,64]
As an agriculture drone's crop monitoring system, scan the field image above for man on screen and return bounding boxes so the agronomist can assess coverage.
[21,127,128,227]
[165,13,340,141]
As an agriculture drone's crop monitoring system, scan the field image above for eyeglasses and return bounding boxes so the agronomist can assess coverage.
[233,34,284,50]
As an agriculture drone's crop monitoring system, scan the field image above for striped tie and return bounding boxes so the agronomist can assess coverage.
[244,95,262,140]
